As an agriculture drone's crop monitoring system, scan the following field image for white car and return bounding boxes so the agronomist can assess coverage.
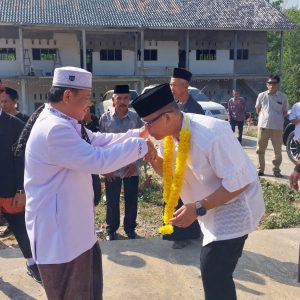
[98,89,139,115]
[141,85,228,121]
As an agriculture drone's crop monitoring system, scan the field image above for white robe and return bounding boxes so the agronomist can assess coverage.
[25,104,148,264]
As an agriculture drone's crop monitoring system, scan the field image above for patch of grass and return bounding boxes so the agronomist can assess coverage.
[138,173,163,206]
[94,173,164,240]
[244,125,258,138]
[93,174,300,242]
[260,179,300,229]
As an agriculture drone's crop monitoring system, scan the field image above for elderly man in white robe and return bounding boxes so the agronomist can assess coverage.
[22,67,156,299]
[131,84,265,300]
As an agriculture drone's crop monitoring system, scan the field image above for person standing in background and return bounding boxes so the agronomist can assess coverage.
[170,68,205,115]
[0,87,30,237]
[255,75,288,178]
[166,68,203,249]
[0,87,29,123]
[99,85,143,241]
[83,103,102,206]
[83,103,100,133]
[228,90,246,144]
[0,107,41,283]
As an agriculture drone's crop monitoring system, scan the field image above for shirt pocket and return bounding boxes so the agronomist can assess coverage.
[272,101,283,114]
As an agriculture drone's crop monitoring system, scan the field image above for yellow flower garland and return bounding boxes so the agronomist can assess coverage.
[159,115,191,235]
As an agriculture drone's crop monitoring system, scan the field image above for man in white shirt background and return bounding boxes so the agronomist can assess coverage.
[255,74,288,177]
[132,84,265,300]
[288,89,300,142]
[21,67,156,299]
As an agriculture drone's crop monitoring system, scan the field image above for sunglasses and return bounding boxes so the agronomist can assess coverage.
[267,81,278,85]
[142,111,172,128]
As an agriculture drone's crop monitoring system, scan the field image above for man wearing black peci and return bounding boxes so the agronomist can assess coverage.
[165,68,203,249]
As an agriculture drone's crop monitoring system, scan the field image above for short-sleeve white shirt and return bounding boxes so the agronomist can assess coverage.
[289,102,300,139]
[158,113,265,246]
[255,91,288,130]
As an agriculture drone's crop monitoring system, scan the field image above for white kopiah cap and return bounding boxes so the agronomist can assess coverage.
[52,66,92,90]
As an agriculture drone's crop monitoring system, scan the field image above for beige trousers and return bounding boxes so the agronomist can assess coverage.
[256,127,283,173]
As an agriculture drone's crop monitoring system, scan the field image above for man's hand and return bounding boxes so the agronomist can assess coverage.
[12,193,26,208]
[124,163,137,177]
[169,203,198,228]
[290,171,300,190]
[144,139,157,162]
[104,173,115,182]
[139,126,149,139]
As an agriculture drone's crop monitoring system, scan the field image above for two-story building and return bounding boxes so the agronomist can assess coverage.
[0,0,297,115]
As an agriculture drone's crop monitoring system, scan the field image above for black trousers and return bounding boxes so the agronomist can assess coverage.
[92,174,101,206]
[200,235,248,300]
[105,176,139,234]
[3,211,32,259]
[163,198,201,241]
[230,120,244,143]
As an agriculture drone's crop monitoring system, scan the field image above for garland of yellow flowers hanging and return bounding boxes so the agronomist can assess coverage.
[159,115,191,235]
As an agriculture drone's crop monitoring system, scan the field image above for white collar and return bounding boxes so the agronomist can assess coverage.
[267,90,279,96]
[45,103,78,125]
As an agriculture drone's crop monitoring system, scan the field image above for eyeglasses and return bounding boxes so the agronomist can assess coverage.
[142,111,172,128]
[267,81,278,85]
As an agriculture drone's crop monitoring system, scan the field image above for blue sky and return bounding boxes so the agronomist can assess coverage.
[282,0,300,8]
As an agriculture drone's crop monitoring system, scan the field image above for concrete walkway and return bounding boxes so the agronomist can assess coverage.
[242,135,294,185]
[1,228,300,299]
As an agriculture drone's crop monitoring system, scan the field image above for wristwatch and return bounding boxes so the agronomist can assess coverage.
[195,201,207,216]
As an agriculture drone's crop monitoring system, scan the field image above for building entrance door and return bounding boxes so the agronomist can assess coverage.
[178,50,186,68]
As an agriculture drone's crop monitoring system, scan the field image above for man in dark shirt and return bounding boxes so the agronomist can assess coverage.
[0,86,29,237]
[166,68,203,249]
[228,90,246,144]
[0,108,41,283]
[0,87,29,123]
[83,103,100,133]
[170,68,205,115]
[83,103,102,206]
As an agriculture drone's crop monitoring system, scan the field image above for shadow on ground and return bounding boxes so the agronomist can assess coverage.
[102,238,299,290]
[102,238,201,269]
[0,277,36,300]
[235,249,300,296]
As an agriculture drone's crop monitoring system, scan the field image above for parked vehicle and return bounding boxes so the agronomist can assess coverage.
[283,114,298,164]
[141,85,228,121]
[98,89,139,115]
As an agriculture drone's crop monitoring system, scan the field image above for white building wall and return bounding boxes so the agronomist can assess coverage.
[0,38,20,76]
[138,41,178,76]
[189,50,234,75]
[25,33,80,75]
[93,50,134,75]
[0,33,80,77]
[53,33,81,68]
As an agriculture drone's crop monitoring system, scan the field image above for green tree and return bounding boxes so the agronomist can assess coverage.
[266,8,300,105]
[267,0,284,10]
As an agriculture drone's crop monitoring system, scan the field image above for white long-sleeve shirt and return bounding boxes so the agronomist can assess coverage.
[159,113,265,246]
[25,104,148,264]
